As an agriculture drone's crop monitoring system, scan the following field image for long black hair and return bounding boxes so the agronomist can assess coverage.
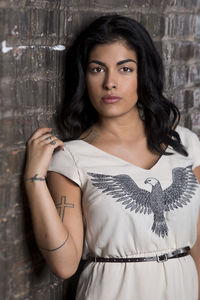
[57,14,187,156]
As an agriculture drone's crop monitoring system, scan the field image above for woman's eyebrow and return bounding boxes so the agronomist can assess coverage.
[88,60,106,66]
[117,59,137,65]
[88,58,137,66]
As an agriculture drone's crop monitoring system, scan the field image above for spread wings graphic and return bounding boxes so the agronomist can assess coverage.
[87,165,199,238]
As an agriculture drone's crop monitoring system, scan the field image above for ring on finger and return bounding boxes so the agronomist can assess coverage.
[50,140,56,145]
[43,136,52,141]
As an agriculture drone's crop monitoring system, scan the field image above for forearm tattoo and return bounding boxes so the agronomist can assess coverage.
[25,174,46,182]
[40,231,69,252]
[56,196,74,221]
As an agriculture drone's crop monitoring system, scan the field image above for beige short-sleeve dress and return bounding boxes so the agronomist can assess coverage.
[48,125,200,300]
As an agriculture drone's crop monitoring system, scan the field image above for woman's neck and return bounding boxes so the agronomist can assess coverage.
[96,109,145,143]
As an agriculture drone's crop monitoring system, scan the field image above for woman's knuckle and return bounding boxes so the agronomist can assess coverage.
[32,139,38,145]
[44,144,51,150]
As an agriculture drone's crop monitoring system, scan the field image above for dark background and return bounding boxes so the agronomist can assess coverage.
[0,0,200,299]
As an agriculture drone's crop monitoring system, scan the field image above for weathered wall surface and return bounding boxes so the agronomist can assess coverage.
[0,0,199,299]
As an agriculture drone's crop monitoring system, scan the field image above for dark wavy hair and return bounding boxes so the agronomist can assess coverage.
[57,14,187,156]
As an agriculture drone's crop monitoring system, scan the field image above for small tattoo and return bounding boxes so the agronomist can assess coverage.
[25,174,46,182]
[56,196,74,221]
[40,232,69,252]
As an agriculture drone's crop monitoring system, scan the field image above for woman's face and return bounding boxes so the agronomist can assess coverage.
[85,41,138,119]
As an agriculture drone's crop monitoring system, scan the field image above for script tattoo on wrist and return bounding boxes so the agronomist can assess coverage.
[40,232,69,252]
[25,174,46,182]
[56,196,74,221]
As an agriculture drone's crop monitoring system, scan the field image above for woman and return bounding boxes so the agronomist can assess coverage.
[25,15,200,299]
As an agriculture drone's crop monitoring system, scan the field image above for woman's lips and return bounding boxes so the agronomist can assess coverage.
[101,95,121,103]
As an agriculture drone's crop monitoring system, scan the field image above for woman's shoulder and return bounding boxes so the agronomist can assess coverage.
[62,139,84,155]
[175,125,199,144]
[63,139,82,147]
[175,125,200,169]
[63,126,96,151]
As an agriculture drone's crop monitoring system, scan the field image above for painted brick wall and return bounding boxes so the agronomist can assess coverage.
[0,0,199,299]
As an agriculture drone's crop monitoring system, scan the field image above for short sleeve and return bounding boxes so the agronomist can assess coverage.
[177,126,200,169]
[48,146,82,187]
[188,131,200,169]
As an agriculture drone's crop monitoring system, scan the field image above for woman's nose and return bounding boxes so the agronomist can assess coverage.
[103,70,117,90]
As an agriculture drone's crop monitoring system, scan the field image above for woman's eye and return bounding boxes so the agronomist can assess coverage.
[120,67,133,72]
[91,67,104,73]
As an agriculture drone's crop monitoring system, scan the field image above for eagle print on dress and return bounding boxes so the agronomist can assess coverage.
[87,165,199,238]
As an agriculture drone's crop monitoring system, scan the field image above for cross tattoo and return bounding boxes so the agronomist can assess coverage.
[56,196,74,221]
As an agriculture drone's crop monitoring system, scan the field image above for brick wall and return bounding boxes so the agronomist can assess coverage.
[0,1,199,299]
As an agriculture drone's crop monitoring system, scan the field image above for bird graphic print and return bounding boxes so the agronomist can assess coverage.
[87,165,199,238]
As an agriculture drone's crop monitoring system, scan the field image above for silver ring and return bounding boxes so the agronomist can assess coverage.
[45,136,52,141]
[50,140,56,145]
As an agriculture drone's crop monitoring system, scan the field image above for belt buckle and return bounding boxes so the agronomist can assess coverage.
[156,253,168,263]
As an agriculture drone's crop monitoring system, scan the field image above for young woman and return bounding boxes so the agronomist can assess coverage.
[24,15,200,299]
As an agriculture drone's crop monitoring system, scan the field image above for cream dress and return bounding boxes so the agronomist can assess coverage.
[48,126,200,300]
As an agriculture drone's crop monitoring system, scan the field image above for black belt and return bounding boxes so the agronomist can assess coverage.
[85,246,190,263]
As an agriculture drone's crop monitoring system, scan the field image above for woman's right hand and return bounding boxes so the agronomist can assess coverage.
[24,128,64,180]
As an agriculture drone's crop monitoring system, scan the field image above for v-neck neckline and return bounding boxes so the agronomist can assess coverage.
[77,139,169,172]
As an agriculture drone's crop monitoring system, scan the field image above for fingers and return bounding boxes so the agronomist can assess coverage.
[38,133,56,143]
[25,128,64,179]
[27,128,64,150]
[47,138,64,150]
[29,128,52,141]
[49,139,64,149]
[38,134,62,147]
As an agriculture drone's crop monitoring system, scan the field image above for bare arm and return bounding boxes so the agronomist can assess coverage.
[190,166,200,299]
[24,128,83,279]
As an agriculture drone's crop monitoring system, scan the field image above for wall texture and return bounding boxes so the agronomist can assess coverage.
[0,0,199,299]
